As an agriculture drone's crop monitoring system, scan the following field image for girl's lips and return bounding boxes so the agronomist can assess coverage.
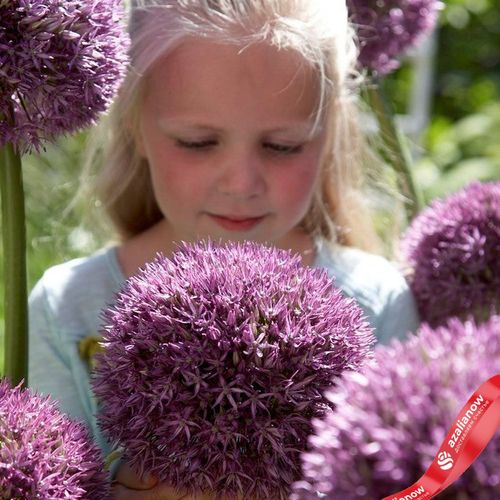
[209,214,265,231]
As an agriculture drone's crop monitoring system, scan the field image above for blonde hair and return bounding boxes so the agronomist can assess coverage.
[81,0,388,253]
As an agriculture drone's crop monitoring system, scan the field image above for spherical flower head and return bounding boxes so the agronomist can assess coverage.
[0,0,129,154]
[0,378,110,499]
[347,0,443,74]
[401,181,500,327]
[92,240,374,499]
[293,315,500,499]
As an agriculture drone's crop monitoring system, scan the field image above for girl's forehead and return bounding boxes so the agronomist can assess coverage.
[144,38,320,111]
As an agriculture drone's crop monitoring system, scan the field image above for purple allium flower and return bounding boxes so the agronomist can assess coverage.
[401,181,500,327]
[92,240,374,500]
[0,378,110,499]
[0,0,129,153]
[347,0,442,74]
[293,315,500,500]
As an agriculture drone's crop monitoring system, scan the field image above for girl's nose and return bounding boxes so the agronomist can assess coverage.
[216,149,265,199]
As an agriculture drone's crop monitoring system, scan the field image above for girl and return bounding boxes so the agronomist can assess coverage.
[28,0,420,498]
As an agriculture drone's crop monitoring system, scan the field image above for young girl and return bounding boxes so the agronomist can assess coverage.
[29,0,419,498]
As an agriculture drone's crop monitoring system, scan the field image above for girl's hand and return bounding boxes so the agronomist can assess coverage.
[112,462,213,499]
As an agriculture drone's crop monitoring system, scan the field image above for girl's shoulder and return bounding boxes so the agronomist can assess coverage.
[313,240,419,341]
[314,240,409,293]
[29,246,125,334]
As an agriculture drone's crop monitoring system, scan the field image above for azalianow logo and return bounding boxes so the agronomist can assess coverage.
[437,451,454,470]
[391,485,425,499]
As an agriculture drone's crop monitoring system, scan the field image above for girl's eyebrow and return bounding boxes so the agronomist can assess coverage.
[158,120,223,133]
[158,118,321,136]
[266,123,322,136]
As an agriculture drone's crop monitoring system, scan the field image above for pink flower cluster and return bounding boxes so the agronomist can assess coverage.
[0,0,129,153]
[0,379,109,498]
[347,0,442,74]
[93,240,374,499]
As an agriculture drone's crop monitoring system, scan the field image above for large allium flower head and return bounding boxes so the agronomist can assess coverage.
[0,378,110,499]
[294,315,500,499]
[401,181,500,327]
[347,0,443,74]
[0,0,129,153]
[93,240,374,499]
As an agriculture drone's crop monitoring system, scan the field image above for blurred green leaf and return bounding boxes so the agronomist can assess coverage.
[426,157,500,199]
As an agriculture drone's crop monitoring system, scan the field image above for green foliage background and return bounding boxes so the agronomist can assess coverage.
[1,0,499,371]
[386,0,500,199]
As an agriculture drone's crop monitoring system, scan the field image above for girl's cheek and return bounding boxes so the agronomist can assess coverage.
[288,154,322,183]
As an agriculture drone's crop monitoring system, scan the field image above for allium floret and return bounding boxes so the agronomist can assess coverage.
[0,378,110,499]
[347,0,442,74]
[92,240,374,500]
[294,315,500,499]
[401,181,500,326]
[0,0,129,153]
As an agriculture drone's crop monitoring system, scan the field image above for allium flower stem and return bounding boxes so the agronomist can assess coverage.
[366,80,423,221]
[0,140,27,385]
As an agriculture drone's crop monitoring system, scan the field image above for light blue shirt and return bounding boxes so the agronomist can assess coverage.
[28,242,420,456]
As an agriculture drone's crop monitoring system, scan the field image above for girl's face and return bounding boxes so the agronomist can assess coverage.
[137,39,326,251]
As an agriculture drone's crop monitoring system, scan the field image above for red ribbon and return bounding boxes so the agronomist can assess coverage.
[382,374,500,500]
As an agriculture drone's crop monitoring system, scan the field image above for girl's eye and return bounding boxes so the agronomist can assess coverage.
[264,142,303,155]
[176,139,217,150]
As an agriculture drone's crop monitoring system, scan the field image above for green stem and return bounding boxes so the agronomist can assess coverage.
[366,81,424,221]
[0,142,28,385]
